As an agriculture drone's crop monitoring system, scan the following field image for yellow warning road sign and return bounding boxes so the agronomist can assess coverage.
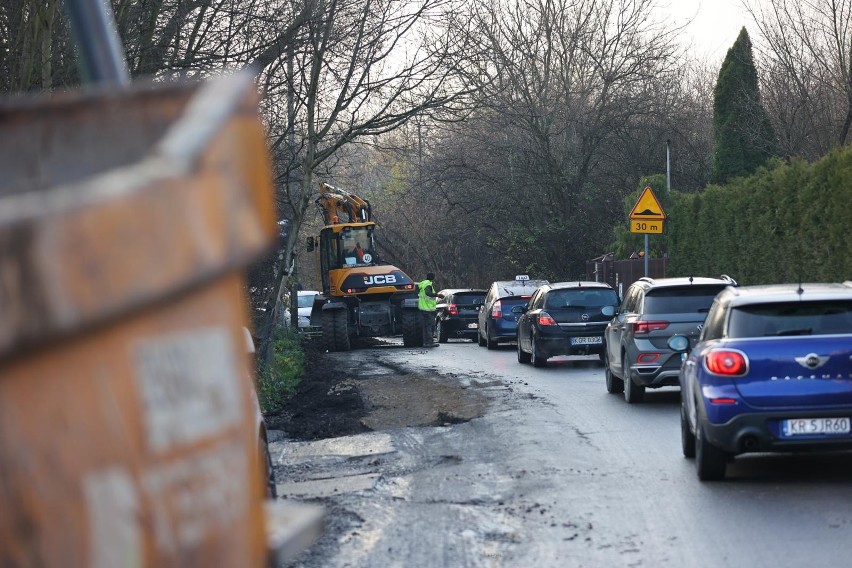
[629,186,666,220]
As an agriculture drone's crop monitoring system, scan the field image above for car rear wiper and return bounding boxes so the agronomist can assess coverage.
[774,328,813,336]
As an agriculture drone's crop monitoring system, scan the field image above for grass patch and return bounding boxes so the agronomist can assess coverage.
[257,329,305,414]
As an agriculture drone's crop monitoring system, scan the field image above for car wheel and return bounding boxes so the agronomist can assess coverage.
[681,402,696,459]
[486,327,498,350]
[531,337,547,367]
[437,319,448,343]
[604,352,624,394]
[624,372,645,404]
[478,329,486,347]
[696,424,727,481]
[517,333,531,364]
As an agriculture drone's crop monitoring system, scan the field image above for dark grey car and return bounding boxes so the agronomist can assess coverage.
[604,275,736,403]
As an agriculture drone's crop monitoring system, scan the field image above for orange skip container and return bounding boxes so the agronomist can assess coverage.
[0,72,277,567]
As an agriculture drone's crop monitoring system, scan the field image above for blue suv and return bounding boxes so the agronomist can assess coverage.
[478,276,548,349]
[671,282,852,480]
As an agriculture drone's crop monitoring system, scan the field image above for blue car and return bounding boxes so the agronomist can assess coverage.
[478,276,549,349]
[672,282,852,480]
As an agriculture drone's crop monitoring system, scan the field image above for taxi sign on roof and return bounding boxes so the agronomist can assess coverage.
[629,186,666,220]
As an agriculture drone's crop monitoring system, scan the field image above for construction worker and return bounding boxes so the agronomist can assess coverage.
[418,272,439,347]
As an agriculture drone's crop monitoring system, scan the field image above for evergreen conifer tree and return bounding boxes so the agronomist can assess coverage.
[711,28,778,184]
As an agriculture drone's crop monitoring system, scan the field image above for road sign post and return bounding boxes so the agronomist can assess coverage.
[628,186,666,276]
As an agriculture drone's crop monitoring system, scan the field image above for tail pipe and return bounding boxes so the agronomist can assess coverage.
[738,431,762,453]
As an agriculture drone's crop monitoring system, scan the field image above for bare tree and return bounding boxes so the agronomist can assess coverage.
[405,0,684,278]
[747,0,852,154]
[0,0,75,91]
[252,0,477,342]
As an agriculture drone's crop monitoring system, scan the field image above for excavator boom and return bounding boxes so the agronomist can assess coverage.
[315,182,372,225]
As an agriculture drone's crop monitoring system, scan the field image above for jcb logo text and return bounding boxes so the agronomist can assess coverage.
[364,275,397,285]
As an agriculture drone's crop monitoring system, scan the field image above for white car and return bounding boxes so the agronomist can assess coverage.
[283,290,320,329]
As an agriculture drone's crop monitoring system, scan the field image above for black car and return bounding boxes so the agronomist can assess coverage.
[516,281,619,367]
[435,289,486,342]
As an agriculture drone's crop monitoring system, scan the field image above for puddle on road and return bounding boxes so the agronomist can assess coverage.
[272,431,395,464]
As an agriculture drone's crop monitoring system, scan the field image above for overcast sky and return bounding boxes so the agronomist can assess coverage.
[660,0,752,62]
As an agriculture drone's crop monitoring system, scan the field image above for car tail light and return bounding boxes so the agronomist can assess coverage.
[448,303,458,315]
[633,320,669,334]
[491,300,502,318]
[538,311,557,326]
[637,353,660,364]
[704,350,748,376]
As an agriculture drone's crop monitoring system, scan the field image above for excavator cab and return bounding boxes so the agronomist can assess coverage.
[339,225,376,266]
[315,222,379,293]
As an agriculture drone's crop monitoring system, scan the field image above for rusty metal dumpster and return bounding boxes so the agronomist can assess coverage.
[0,72,280,567]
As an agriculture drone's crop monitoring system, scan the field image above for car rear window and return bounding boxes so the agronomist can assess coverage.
[643,286,727,314]
[728,300,852,338]
[297,294,317,308]
[452,292,485,305]
[494,280,548,297]
[544,289,618,309]
[499,296,532,307]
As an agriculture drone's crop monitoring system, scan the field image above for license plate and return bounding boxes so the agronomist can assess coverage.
[783,417,850,436]
[467,323,478,329]
[570,336,602,345]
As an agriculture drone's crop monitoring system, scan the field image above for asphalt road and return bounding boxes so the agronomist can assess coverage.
[279,338,852,567]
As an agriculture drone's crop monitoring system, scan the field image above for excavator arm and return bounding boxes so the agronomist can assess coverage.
[315,182,372,225]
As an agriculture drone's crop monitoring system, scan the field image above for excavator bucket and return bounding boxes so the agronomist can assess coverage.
[0,72,282,567]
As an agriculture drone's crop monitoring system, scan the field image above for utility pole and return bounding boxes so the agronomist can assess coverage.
[666,139,672,192]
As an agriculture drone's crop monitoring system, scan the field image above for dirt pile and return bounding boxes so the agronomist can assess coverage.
[268,339,490,440]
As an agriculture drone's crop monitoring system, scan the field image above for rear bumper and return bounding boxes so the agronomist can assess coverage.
[537,335,605,358]
[441,317,479,337]
[630,366,681,388]
[703,408,852,455]
[487,319,519,340]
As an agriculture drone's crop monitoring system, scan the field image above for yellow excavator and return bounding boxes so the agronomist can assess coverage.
[307,182,423,351]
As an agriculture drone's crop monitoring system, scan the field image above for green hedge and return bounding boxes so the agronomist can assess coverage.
[615,148,852,286]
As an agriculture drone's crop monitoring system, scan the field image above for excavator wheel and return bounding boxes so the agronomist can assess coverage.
[322,309,351,352]
[401,309,423,347]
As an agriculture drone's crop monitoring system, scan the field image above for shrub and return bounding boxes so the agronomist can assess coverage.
[256,329,305,414]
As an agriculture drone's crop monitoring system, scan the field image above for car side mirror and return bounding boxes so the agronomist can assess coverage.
[601,305,615,317]
[667,335,690,353]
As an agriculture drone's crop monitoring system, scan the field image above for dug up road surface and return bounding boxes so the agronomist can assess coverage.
[268,338,541,567]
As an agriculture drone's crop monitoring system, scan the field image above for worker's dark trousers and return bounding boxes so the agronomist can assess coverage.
[421,310,436,345]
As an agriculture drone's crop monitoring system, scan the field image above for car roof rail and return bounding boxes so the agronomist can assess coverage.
[843,280,852,289]
[720,274,737,285]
